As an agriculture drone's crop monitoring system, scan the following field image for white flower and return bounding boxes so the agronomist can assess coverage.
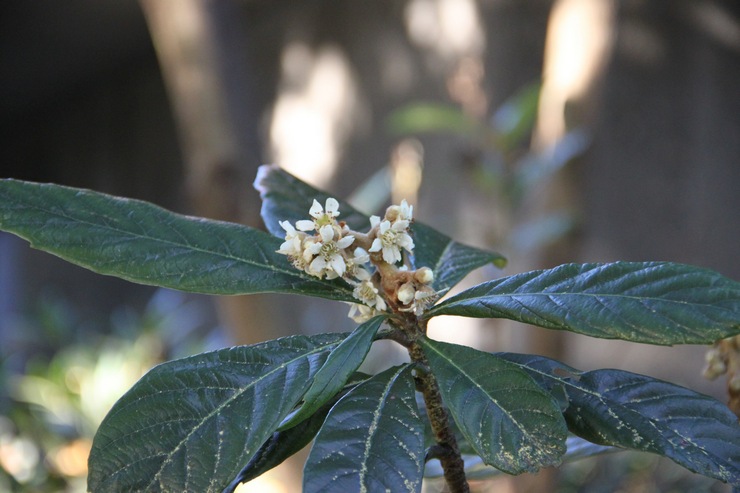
[296,198,341,232]
[369,219,414,264]
[352,275,387,312]
[386,199,413,223]
[304,224,355,278]
[276,220,303,256]
[347,303,379,323]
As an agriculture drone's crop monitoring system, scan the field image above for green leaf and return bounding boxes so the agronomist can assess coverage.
[87,333,346,493]
[387,103,491,140]
[254,164,504,294]
[426,262,740,345]
[411,222,506,295]
[278,316,385,431]
[424,436,614,480]
[420,338,567,474]
[224,373,371,492]
[498,353,740,486]
[303,365,424,493]
[0,179,355,301]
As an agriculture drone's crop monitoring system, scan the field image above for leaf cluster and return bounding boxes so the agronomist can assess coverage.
[1,167,739,492]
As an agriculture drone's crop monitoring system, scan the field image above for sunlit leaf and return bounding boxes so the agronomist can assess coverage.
[0,179,355,301]
[87,333,346,492]
[278,316,385,431]
[303,365,424,493]
[420,338,567,474]
[427,262,740,345]
[254,164,504,294]
[499,353,740,486]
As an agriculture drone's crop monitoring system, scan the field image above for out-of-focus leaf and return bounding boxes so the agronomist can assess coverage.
[498,352,740,486]
[303,365,424,493]
[255,165,504,294]
[492,83,540,150]
[420,338,567,474]
[387,103,490,140]
[278,316,385,431]
[0,179,355,301]
[87,333,346,493]
[427,262,740,345]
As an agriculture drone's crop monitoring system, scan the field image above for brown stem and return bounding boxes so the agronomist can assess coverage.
[409,342,470,493]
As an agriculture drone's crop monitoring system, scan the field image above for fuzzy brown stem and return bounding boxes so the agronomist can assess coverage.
[409,342,470,493]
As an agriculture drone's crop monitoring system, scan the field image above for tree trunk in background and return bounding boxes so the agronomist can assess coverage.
[139,0,291,349]
[572,0,740,408]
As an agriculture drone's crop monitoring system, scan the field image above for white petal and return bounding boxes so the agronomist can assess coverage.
[369,238,382,252]
[354,268,371,281]
[392,220,409,231]
[370,215,381,228]
[309,199,323,218]
[375,297,387,311]
[353,247,370,264]
[310,256,327,274]
[279,220,296,234]
[319,224,335,242]
[337,235,355,249]
[296,220,315,231]
[325,198,340,216]
[329,254,346,276]
[383,245,400,264]
[379,220,391,234]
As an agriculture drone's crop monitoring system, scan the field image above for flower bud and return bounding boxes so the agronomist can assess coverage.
[414,267,434,285]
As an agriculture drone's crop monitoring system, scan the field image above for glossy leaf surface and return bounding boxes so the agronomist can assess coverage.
[279,316,385,430]
[88,333,345,492]
[254,164,503,294]
[427,262,740,345]
[420,338,567,474]
[224,374,370,492]
[303,365,424,493]
[0,179,355,301]
[499,353,740,486]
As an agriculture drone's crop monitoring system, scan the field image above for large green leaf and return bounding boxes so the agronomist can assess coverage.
[87,333,346,493]
[224,373,371,492]
[254,164,504,294]
[426,262,740,345]
[498,353,740,486]
[303,365,424,493]
[0,179,354,301]
[278,316,385,431]
[420,338,567,474]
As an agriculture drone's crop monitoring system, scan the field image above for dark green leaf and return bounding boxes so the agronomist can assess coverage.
[411,222,506,295]
[303,365,424,493]
[278,316,385,431]
[254,164,371,237]
[88,333,346,493]
[420,338,567,474]
[223,373,371,492]
[255,165,505,294]
[427,262,740,345]
[0,179,355,301]
[498,353,740,486]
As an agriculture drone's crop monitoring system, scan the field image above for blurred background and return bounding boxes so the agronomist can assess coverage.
[0,1,738,491]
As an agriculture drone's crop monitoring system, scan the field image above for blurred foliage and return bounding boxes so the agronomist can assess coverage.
[0,289,215,492]
[389,83,589,253]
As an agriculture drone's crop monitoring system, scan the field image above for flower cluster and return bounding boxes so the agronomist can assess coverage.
[277,198,360,279]
[276,197,436,322]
